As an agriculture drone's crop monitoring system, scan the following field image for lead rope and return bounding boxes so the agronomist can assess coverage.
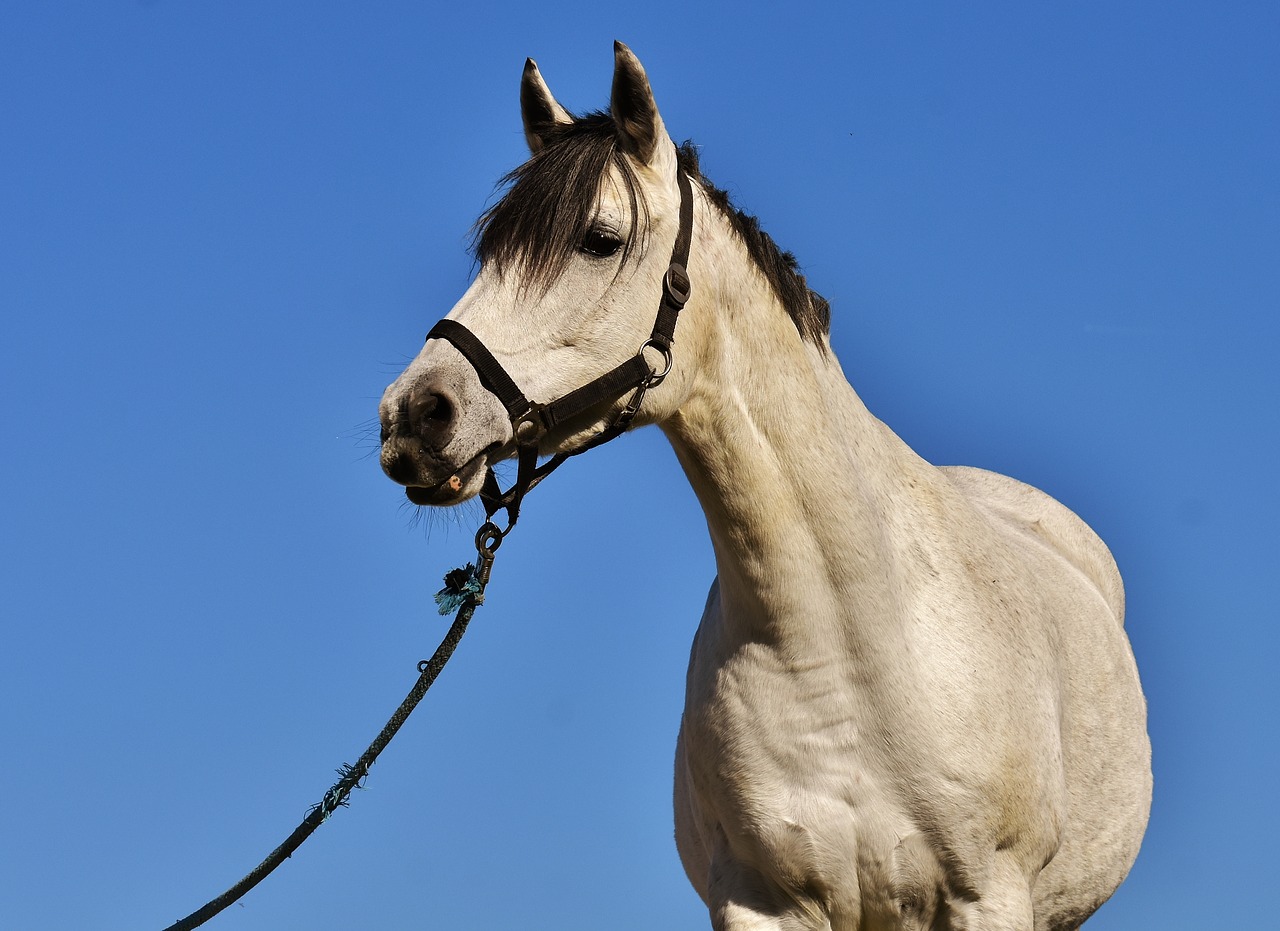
[160,526,501,931]
[164,152,694,929]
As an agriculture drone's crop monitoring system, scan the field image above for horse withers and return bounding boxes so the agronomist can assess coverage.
[379,42,1151,931]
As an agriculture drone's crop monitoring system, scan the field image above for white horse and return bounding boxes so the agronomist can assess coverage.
[379,43,1150,931]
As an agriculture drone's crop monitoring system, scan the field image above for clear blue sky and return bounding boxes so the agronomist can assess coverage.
[2,3,1276,929]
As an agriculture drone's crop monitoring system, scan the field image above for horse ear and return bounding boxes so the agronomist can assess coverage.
[521,58,572,154]
[610,41,670,167]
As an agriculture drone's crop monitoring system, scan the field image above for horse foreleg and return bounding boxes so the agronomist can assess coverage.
[705,860,834,931]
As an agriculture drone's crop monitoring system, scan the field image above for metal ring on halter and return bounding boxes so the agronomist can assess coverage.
[639,338,674,386]
[512,402,547,446]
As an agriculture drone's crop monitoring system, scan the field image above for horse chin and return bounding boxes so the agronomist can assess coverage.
[404,455,488,507]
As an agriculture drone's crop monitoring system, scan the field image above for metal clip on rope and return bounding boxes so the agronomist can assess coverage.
[474,521,503,595]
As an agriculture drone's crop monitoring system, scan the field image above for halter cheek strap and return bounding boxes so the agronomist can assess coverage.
[425,155,694,538]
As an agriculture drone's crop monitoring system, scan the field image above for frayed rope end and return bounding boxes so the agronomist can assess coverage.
[434,564,483,615]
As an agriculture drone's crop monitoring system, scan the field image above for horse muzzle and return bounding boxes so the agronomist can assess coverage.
[378,377,495,506]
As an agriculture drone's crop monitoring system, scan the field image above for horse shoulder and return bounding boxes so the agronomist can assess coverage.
[938,465,1125,627]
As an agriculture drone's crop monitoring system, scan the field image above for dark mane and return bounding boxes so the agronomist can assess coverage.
[473,114,830,345]
[675,141,831,345]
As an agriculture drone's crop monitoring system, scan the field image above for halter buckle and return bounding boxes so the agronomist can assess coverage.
[664,263,692,306]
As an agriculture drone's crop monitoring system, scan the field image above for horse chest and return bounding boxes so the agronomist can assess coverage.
[678,630,918,915]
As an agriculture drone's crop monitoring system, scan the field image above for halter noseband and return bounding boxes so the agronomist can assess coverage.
[424,156,694,541]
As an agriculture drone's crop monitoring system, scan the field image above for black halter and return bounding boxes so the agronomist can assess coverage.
[425,157,694,541]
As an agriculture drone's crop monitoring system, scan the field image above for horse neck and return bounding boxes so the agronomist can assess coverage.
[661,214,938,645]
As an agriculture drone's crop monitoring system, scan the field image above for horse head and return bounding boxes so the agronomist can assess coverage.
[379,42,695,508]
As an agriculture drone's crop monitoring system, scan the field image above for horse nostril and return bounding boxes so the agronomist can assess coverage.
[407,384,457,443]
[425,393,453,428]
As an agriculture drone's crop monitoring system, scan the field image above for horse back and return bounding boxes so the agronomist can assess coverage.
[939,465,1125,626]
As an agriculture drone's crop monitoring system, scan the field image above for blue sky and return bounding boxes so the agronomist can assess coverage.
[2,3,1276,929]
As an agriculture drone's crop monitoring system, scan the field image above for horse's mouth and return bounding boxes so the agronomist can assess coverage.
[403,451,489,507]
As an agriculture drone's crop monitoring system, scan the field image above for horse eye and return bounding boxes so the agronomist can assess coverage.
[580,229,623,258]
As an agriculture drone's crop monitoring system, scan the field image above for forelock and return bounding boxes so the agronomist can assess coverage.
[471,121,830,345]
[474,113,648,292]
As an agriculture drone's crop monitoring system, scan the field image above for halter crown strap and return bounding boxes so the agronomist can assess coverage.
[650,166,694,352]
[425,147,694,533]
